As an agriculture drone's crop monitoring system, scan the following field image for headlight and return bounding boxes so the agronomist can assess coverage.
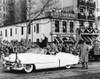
[2,60,6,65]
[15,59,21,64]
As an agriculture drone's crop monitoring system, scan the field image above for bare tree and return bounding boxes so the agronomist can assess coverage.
[4,0,15,25]
[6,0,59,43]
[25,0,59,43]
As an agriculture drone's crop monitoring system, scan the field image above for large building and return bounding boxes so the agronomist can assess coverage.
[95,0,100,17]
[0,0,99,43]
[0,9,77,42]
[4,0,27,26]
[0,0,8,26]
[14,0,27,22]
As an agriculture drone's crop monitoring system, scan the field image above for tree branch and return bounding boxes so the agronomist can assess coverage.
[27,0,51,26]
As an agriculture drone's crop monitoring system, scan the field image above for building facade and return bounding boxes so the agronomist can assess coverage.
[75,0,97,42]
[0,0,98,43]
[5,0,27,26]
[0,0,8,26]
[0,9,78,42]
[14,0,27,23]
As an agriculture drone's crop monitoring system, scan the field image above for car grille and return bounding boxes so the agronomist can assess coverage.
[6,61,14,66]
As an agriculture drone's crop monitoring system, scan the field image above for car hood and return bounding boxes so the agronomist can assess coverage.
[3,53,56,63]
[4,53,37,61]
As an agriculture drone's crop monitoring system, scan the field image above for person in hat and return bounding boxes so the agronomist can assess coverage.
[78,39,92,69]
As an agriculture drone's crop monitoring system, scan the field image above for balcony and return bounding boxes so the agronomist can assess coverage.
[84,27,95,33]
[77,0,86,9]
[78,12,86,21]
[87,1,96,10]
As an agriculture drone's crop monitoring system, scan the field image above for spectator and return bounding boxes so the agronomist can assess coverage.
[50,42,58,55]
[78,40,92,69]
[40,34,48,48]
[93,40,100,55]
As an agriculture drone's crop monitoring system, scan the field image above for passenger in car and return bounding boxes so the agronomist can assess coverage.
[50,42,59,55]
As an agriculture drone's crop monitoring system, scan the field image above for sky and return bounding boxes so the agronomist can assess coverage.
[32,0,100,17]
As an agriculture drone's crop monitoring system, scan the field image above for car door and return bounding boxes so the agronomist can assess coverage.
[34,55,59,69]
[56,53,77,67]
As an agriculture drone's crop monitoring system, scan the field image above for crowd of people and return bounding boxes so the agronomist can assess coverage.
[0,35,78,58]
[0,39,38,58]
[0,34,99,69]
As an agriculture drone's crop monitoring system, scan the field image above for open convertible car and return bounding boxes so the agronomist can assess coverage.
[2,48,79,73]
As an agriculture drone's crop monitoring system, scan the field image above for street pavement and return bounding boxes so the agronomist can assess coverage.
[0,60,100,79]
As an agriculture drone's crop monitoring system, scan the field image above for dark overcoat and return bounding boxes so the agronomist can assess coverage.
[79,43,90,63]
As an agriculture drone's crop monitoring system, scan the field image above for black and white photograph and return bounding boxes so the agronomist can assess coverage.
[0,0,100,79]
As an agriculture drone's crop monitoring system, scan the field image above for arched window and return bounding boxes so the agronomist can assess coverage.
[70,22,74,33]
[55,20,59,32]
[62,21,67,32]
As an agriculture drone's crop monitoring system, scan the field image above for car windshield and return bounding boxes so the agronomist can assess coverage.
[26,48,43,54]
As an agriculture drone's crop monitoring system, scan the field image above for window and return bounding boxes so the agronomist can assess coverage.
[0,0,1,3]
[28,26,31,34]
[36,39,39,42]
[0,13,2,18]
[89,22,93,27]
[15,28,17,34]
[3,14,6,18]
[21,27,24,35]
[0,6,1,11]
[55,20,59,32]
[5,29,7,37]
[3,0,5,4]
[98,16,100,21]
[10,28,12,36]
[36,24,39,33]
[0,31,2,36]
[34,25,35,32]
[62,21,67,32]
[70,22,74,33]
[80,21,84,26]
[3,7,5,11]
[29,39,31,42]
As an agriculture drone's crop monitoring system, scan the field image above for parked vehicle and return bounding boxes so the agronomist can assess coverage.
[2,48,79,73]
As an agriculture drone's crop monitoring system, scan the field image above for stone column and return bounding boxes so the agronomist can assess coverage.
[50,19,55,42]
[59,20,62,33]
[67,20,70,33]
[51,19,55,33]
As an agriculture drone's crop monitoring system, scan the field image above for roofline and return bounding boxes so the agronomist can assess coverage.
[0,16,49,28]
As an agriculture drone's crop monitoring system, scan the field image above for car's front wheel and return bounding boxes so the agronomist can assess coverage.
[66,65,71,69]
[24,64,33,73]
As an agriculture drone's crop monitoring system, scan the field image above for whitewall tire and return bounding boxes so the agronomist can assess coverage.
[24,64,33,73]
[66,65,71,69]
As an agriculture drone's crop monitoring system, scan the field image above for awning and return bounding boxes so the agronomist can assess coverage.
[54,37,62,43]
[62,37,75,44]
[81,35,96,43]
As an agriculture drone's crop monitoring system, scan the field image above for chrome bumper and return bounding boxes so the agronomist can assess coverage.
[2,61,23,70]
